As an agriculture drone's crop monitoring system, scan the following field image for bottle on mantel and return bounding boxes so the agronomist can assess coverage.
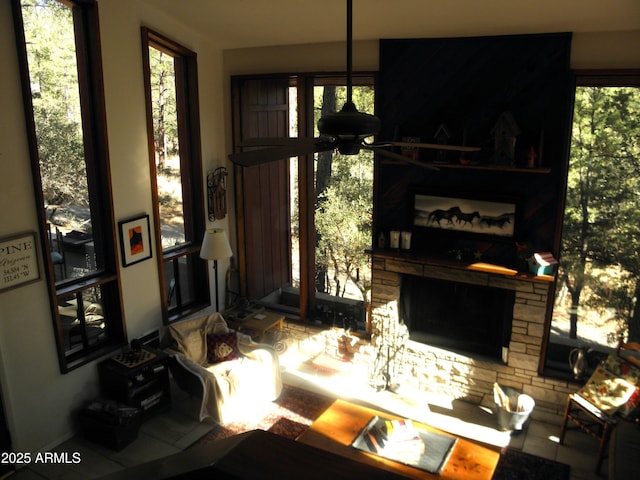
[378,231,386,249]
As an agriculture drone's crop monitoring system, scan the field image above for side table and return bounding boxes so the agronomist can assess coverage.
[98,346,171,420]
[225,310,285,344]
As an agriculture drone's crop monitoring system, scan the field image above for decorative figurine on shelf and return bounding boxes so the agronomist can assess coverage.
[389,231,400,249]
[400,137,420,162]
[527,145,537,168]
[433,123,452,163]
[378,231,386,249]
[491,112,521,166]
[528,252,558,276]
[515,240,534,270]
[401,231,412,250]
[459,128,472,165]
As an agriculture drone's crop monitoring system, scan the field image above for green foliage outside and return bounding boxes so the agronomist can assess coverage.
[149,48,178,172]
[148,45,185,247]
[555,86,640,343]
[22,0,88,212]
[23,0,184,247]
[313,85,374,302]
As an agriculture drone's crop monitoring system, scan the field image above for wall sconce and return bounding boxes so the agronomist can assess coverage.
[207,167,227,221]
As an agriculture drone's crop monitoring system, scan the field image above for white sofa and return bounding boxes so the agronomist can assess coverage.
[162,312,282,423]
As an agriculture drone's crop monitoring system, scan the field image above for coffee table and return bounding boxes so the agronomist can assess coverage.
[297,399,500,480]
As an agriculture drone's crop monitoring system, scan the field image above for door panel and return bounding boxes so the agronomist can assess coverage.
[233,78,291,300]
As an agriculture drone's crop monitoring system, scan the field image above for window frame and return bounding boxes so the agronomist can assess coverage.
[11,0,127,372]
[231,72,376,319]
[541,68,640,379]
[141,28,208,323]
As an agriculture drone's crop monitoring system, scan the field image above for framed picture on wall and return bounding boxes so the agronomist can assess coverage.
[413,190,519,240]
[118,214,152,267]
[0,231,40,292]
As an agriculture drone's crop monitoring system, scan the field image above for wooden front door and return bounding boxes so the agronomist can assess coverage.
[232,77,292,301]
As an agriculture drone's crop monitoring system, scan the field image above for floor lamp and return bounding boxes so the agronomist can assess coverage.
[200,228,233,312]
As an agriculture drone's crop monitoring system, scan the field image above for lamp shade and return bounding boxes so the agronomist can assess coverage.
[200,228,232,260]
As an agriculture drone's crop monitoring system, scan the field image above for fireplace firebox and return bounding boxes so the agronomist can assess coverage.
[399,275,515,360]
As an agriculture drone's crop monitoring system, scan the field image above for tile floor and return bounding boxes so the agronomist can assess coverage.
[9,333,607,480]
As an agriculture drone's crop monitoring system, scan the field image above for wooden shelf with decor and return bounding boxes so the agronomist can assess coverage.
[368,248,556,284]
[392,141,481,153]
[383,142,551,173]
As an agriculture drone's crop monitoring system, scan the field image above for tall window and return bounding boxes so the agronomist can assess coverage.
[233,74,374,328]
[294,80,374,303]
[545,72,640,376]
[13,0,126,372]
[141,29,208,322]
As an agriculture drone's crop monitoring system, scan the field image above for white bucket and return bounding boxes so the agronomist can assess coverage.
[495,386,535,431]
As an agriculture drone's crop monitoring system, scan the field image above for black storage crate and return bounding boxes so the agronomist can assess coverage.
[80,400,141,451]
[98,347,171,420]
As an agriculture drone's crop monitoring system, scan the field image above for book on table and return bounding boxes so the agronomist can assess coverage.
[351,416,457,474]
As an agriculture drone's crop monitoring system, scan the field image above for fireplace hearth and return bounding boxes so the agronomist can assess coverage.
[399,275,515,360]
[368,250,573,422]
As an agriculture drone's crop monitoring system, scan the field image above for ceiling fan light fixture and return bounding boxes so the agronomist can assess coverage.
[336,139,363,155]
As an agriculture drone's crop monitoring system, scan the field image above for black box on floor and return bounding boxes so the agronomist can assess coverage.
[80,400,141,451]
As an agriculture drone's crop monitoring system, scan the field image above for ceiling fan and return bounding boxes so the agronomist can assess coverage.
[228,0,437,171]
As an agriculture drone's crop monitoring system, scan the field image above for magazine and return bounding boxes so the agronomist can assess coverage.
[351,416,457,474]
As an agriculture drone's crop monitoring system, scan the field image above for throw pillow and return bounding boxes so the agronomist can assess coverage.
[602,354,640,382]
[577,365,637,415]
[602,354,640,418]
[206,332,241,364]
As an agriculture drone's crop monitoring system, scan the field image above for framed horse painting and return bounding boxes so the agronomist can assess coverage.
[412,190,519,239]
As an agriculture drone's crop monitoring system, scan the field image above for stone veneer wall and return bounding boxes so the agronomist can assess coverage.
[370,253,574,424]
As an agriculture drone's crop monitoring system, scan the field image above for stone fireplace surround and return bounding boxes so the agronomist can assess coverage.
[370,251,574,424]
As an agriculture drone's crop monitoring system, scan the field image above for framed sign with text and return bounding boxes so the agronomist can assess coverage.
[0,231,40,293]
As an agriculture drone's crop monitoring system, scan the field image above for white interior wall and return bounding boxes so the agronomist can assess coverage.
[0,0,228,453]
[223,30,640,76]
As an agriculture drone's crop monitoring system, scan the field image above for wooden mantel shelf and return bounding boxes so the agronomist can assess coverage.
[380,159,551,174]
[369,248,555,283]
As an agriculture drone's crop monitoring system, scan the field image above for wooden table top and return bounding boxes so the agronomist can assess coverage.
[297,399,500,480]
[227,310,284,331]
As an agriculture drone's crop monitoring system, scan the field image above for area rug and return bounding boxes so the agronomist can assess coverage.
[492,448,570,480]
[193,384,335,446]
[193,387,570,480]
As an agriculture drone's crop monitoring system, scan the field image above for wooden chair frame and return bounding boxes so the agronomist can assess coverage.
[616,338,640,368]
[559,337,640,474]
[559,392,616,473]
